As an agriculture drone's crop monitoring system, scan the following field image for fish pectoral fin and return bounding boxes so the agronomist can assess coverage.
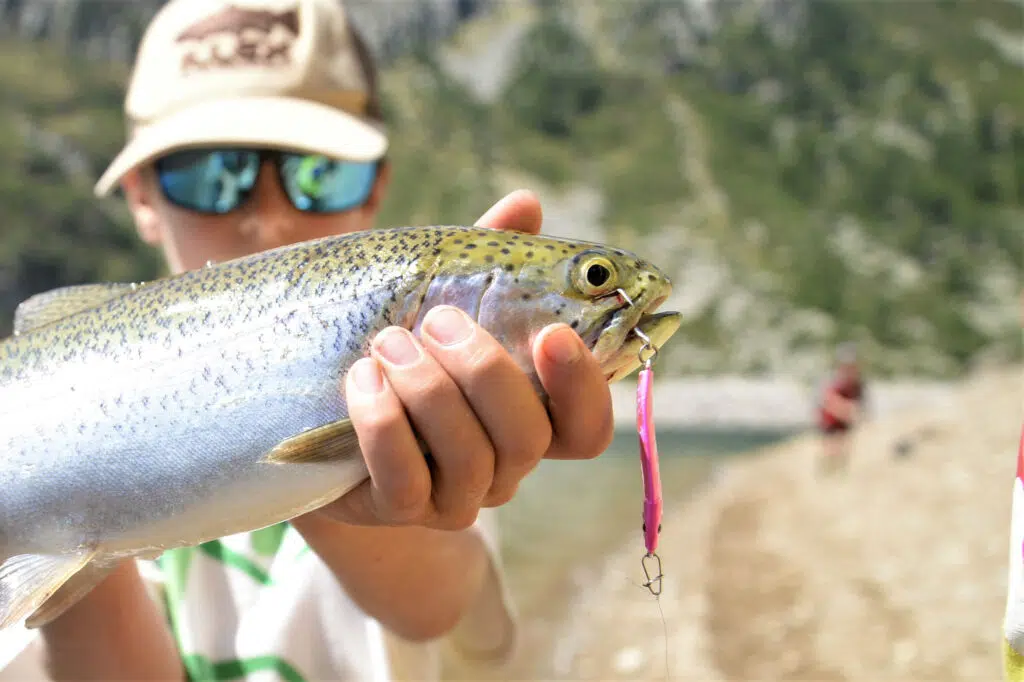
[0,549,96,630]
[25,559,117,629]
[264,418,362,465]
[14,283,141,334]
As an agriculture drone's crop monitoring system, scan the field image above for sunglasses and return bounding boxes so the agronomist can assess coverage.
[154,148,379,215]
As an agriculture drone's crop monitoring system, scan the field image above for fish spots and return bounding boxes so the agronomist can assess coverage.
[0,226,674,445]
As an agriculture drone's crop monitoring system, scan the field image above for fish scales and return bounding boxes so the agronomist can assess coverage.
[0,225,682,631]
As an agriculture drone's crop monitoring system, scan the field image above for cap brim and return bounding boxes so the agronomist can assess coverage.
[94,95,389,197]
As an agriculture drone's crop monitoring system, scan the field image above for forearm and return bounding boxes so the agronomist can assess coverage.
[41,561,183,682]
[291,513,491,642]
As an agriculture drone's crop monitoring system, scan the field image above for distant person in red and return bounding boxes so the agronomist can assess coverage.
[817,342,867,474]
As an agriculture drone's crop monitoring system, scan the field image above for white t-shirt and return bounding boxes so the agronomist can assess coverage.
[0,511,517,681]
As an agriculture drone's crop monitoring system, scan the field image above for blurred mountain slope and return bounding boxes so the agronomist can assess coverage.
[0,0,1019,379]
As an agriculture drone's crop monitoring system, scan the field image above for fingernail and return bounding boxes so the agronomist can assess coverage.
[423,307,473,346]
[544,325,582,365]
[374,328,421,366]
[351,358,384,394]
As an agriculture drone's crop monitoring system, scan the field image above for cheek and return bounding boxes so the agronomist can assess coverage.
[307,211,375,238]
[153,204,250,270]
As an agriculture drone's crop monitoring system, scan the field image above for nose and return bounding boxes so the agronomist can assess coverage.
[237,160,298,250]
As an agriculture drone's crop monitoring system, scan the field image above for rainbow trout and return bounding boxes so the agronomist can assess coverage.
[0,225,680,631]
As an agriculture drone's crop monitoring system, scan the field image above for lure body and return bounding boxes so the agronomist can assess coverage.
[637,361,663,554]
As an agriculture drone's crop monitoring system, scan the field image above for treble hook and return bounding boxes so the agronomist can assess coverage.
[641,551,663,597]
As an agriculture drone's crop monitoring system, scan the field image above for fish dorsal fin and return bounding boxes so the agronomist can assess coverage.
[264,418,361,465]
[13,283,141,334]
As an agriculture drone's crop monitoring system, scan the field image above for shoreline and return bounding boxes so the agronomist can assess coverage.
[609,375,958,429]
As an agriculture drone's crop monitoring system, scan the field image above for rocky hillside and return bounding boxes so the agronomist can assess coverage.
[0,0,1020,381]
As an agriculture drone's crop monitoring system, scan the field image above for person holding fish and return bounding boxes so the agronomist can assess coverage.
[0,0,676,680]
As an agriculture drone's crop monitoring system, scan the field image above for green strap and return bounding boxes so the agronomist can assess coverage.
[198,540,272,585]
[251,523,290,557]
[182,654,308,682]
[156,524,315,681]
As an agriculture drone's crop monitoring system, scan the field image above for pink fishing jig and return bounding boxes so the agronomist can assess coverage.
[635,329,664,597]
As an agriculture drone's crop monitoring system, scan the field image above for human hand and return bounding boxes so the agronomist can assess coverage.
[315,190,615,530]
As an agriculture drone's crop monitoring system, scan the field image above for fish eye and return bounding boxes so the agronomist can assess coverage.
[575,255,617,296]
[587,262,610,287]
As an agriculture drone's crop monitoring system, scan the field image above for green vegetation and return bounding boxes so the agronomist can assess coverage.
[0,39,164,338]
[0,0,1020,377]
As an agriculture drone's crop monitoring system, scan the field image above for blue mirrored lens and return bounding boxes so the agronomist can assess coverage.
[156,150,261,214]
[279,155,377,212]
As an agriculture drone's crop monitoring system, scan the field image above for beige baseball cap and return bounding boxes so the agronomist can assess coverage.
[94,0,388,197]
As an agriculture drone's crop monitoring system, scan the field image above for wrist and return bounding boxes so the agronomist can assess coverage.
[291,511,492,641]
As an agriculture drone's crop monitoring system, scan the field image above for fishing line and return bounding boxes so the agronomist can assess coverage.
[615,570,671,680]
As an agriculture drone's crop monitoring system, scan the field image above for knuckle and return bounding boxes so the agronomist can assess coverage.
[496,408,552,466]
[438,507,480,532]
[409,368,456,405]
[465,342,510,380]
[527,416,554,458]
[357,413,392,437]
[466,450,498,501]
[352,401,401,435]
[439,476,491,519]
[483,481,519,508]
[381,477,430,523]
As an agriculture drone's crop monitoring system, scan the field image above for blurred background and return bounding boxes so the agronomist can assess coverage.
[0,0,1021,679]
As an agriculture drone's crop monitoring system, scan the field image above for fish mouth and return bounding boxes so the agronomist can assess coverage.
[590,293,682,384]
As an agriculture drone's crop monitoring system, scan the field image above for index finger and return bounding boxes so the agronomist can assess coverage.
[532,323,615,460]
